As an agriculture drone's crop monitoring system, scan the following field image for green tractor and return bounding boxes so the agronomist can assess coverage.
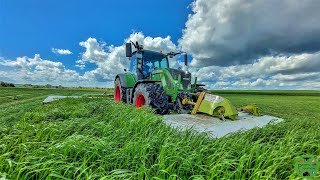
[114,41,239,120]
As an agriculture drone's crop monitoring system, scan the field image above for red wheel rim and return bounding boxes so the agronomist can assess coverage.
[115,86,121,102]
[136,94,146,107]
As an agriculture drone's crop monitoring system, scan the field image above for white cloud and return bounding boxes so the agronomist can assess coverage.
[76,32,178,81]
[180,0,320,67]
[1,29,319,89]
[52,48,73,55]
[0,54,86,86]
[189,51,320,89]
[0,32,179,87]
[271,73,320,82]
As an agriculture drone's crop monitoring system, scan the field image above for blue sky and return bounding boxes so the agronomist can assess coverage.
[0,0,320,89]
[0,0,192,70]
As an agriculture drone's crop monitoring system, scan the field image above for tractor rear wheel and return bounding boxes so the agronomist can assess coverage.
[133,84,170,115]
[114,78,126,103]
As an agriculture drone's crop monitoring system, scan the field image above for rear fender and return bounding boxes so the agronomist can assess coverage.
[115,73,136,88]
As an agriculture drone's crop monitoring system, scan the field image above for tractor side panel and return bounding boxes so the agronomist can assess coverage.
[151,74,173,93]
[150,69,180,102]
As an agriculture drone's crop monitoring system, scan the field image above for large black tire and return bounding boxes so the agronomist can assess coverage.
[133,84,170,115]
[194,86,207,93]
[114,78,127,103]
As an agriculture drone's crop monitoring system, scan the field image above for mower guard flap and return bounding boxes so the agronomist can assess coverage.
[192,92,238,120]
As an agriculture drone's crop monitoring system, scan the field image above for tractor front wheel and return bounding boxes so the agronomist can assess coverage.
[194,86,207,93]
[133,84,170,115]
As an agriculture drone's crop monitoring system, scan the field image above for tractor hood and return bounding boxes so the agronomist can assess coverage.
[166,68,191,90]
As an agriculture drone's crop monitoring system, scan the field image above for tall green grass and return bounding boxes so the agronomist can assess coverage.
[0,89,319,179]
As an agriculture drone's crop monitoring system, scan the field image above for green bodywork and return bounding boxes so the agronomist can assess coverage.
[123,73,136,88]
[151,68,196,101]
[116,49,240,120]
[118,68,197,102]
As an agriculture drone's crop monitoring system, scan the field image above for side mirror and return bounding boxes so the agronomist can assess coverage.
[126,43,132,57]
[184,54,188,66]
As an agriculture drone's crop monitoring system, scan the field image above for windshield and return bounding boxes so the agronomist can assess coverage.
[142,50,168,76]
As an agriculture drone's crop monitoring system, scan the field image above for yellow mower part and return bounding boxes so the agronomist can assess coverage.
[239,105,260,116]
[182,98,196,106]
[190,92,239,120]
[191,92,206,115]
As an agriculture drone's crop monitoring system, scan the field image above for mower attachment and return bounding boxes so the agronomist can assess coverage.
[185,92,239,120]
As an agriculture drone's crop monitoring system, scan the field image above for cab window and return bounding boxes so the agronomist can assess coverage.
[129,55,137,74]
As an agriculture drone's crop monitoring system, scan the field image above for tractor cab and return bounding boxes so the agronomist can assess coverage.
[129,50,169,79]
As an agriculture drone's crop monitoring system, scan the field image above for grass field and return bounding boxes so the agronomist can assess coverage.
[0,87,319,179]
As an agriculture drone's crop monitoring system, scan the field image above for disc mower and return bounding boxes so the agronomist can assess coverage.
[114,41,256,120]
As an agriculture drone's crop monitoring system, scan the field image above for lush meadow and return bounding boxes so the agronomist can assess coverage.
[0,88,319,179]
